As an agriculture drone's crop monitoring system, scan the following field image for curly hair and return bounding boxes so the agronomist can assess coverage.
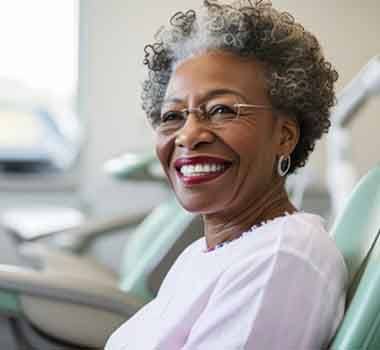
[141,0,338,174]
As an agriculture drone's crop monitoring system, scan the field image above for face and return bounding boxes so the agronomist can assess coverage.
[155,51,298,215]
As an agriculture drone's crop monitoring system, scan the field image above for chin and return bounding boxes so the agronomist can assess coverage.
[175,194,225,215]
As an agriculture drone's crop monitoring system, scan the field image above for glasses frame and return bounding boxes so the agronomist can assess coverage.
[233,103,273,116]
[181,103,272,117]
[155,102,273,132]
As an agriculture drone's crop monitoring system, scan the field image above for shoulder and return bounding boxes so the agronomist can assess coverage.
[216,212,347,295]
[199,214,347,350]
[276,213,347,282]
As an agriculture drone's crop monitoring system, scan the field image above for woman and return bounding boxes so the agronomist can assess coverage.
[107,1,347,349]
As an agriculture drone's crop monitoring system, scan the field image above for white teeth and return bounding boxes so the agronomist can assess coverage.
[180,163,226,176]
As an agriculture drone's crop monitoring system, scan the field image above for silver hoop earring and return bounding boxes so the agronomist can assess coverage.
[277,155,291,177]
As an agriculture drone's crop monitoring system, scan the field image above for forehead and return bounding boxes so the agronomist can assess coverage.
[165,51,270,104]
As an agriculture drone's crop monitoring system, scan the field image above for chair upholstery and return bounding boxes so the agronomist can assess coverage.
[2,199,201,349]
[331,164,380,288]
[331,233,380,350]
[118,198,200,302]
[0,153,204,349]
[330,164,380,349]
[20,243,118,286]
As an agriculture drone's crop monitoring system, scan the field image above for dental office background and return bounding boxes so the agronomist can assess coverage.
[0,0,379,269]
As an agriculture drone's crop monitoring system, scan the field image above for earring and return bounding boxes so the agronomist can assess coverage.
[277,155,291,177]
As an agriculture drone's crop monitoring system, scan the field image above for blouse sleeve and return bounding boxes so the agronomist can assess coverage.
[181,249,346,350]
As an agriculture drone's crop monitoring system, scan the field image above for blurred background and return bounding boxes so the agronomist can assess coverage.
[81,0,380,221]
[0,1,379,348]
[0,0,379,269]
[80,0,380,184]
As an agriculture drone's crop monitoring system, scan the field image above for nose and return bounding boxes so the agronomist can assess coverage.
[174,114,215,150]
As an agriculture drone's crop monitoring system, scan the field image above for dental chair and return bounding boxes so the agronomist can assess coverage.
[0,154,203,349]
[330,163,380,349]
[0,202,202,349]
[1,160,380,349]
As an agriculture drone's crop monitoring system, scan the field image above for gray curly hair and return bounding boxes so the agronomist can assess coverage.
[142,0,338,174]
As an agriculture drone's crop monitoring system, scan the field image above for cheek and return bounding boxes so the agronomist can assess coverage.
[221,122,277,172]
[155,134,175,176]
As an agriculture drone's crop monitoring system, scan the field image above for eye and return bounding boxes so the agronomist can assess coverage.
[160,110,184,123]
[207,104,237,120]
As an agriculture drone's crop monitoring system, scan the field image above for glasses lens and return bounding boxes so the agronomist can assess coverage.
[156,110,185,133]
[154,96,241,132]
[204,98,239,123]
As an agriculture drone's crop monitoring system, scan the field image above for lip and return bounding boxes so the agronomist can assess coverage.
[173,156,233,186]
[174,156,232,168]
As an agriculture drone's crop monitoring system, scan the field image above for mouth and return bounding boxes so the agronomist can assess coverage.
[173,156,233,186]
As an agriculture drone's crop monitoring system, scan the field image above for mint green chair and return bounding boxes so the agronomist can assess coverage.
[330,164,380,349]
[0,153,203,349]
[2,155,380,349]
[105,152,202,302]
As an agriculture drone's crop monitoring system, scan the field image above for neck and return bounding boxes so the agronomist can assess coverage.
[203,178,297,249]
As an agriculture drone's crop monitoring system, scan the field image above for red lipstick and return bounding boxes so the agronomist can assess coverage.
[174,156,232,186]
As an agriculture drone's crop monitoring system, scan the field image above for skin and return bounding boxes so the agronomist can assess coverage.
[155,50,300,249]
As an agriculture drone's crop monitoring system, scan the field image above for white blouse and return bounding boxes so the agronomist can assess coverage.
[106,212,348,350]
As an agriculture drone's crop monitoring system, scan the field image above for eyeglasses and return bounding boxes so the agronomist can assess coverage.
[154,101,273,133]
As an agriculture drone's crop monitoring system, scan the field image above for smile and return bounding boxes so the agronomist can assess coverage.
[180,163,226,176]
[174,156,232,185]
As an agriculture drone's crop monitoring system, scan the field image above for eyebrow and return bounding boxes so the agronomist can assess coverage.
[163,88,248,105]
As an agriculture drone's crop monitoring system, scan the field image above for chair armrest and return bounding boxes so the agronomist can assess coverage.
[42,211,148,251]
[0,264,146,348]
[6,210,148,253]
[0,264,144,316]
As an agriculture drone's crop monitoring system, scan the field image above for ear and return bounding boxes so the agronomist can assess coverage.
[276,115,300,157]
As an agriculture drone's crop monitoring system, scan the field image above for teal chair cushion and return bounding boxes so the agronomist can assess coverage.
[331,233,380,350]
[330,164,380,349]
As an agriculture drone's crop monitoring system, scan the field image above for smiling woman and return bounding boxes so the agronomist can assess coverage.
[156,52,297,225]
[106,1,347,349]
